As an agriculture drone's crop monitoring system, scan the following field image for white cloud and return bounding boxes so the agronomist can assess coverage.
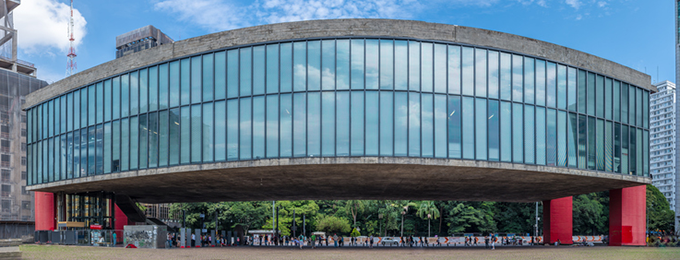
[565,0,581,9]
[14,0,87,54]
[597,1,607,8]
[153,0,424,32]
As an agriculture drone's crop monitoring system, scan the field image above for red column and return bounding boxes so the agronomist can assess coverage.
[609,185,646,246]
[543,196,573,245]
[114,204,130,230]
[35,192,56,231]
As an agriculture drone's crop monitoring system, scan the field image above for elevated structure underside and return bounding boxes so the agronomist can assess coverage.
[28,158,649,203]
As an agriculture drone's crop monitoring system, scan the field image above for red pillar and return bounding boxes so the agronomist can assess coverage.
[543,196,573,245]
[609,185,646,246]
[34,192,56,231]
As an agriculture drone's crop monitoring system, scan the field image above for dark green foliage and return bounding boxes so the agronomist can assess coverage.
[647,185,675,232]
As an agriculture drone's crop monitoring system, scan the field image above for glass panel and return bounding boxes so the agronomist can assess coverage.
[159,64,169,109]
[435,94,447,158]
[254,97,265,159]
[351,91,364,156]
[227,100,239,160]
[614,123,621,173]
[605,78,612,120]
[293,42,306,92]
[280,94,292,157]
[293,93,306,157]
[409,41,420,91]
[630,84,637,125]
[643,91,649,129]
[253,47,265,95]
[88,85,95,125]
[336,40,350,90]
[129,116,138,170]
[227,50,239,98]
[121,74,129,118]
[524,57,534,104]
[596,75,604,118]
[567,67,577,111]
[488,51,499,99]
[546,62,556,108]
[139,114,148,169]
[421,94,434,157]
[587,117,596,170]
[643,130,649,176]
[307,42,322,92]
[605,121,612,172]
[203,53,215,100]
[140,69,148,113]
[191,56,203,102]
[621,125,628,174]
[409,92,421,157]
[112,121,120,172]
[488,100,499,161]
[621,83,628,124]
[149,66,158,111]
[578,115,586,169]
[395,92,408,156]
[70,131,77,176]
[129,72,138,115]
[512,55,523,102]
[214,102,225,161]
[61,134,68,177]
[462,97,474,159]
[322,40,335,90]
[103,123,111,174]
[557,111,567,167]
[525,105,535,164]
[448,45,461,94]
[181,106,191,163]
[636,88,642,127]
[366,91,379,156]
[67,93,74,132]
[266,96,279,158]
[536,107,546,165]
[613,81,620,122]
[578,70,586,114]
[120,119,129,171]
[366,40,379,90]
[636,128,642,175]
[587,73,595,116]
[629,126,637,174]
[547,109,556,166]
[169,108,181,164]
[336,92,350,156]
[512,103,523,163]
[239,98,252,160]
[214,52,226,100]
[351,40,365,90]
[307,93,320,157]
[475,98,487,160]
[500,53,511,101]
[74,90,81,129]
[434,44,447,93]
[461,47,473,96]
[181,59,191,105]
[536,60,546,106]
[322,92,335,157]
[568,113,578,168]
[421,42,433,92]
[240,48,252,96]
[500,101,512,162]
[557,65,566,110]
[267,45,279,93]
[148,112,158,168]
[475,49,487,97]
[203,104,214,162]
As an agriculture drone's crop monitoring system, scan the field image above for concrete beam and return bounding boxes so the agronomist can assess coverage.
[27,157,650,203]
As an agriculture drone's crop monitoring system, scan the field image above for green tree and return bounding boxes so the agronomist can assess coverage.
[647,185,675,232]
[350,228,361,237]
[417,201,440,237]
[573,192,609,235]
[446,201,497,234]
[344,200,366,228]
[315,215,351,235]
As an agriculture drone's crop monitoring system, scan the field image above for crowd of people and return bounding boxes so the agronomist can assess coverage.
[647,233,680,247]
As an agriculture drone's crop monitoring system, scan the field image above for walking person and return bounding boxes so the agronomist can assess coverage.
[369,235,374,248]
[333,234,338,247]
[311,234,316,249]
[491,233,495,250]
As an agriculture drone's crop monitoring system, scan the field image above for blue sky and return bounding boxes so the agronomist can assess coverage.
[14,0,674,85]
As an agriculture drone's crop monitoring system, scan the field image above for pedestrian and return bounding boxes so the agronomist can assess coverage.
[369,235,374,248]
[167,233,172,248]
[311,234,316,249]
[191,233,196,247]
[113,232,117,247]
[334,234,338,247]
[474,236,478,246]
[491,233,495,250]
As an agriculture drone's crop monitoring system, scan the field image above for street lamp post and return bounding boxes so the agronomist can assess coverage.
[401,210,406,238]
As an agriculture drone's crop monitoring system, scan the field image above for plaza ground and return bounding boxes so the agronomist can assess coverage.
[19,245,680,259]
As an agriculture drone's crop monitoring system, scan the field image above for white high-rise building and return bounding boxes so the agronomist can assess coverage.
[651,81,677,231]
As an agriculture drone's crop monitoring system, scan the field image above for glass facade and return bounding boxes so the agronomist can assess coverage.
[26,38,651,186]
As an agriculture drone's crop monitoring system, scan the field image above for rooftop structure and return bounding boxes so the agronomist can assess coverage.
[0,0,35,77]
[115,25,173,59]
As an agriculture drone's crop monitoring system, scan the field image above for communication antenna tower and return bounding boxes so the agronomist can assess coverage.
[66,0,77,76]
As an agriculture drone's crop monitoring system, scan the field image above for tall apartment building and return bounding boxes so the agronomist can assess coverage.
[0,1,48,224]
[652,81,678,231]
